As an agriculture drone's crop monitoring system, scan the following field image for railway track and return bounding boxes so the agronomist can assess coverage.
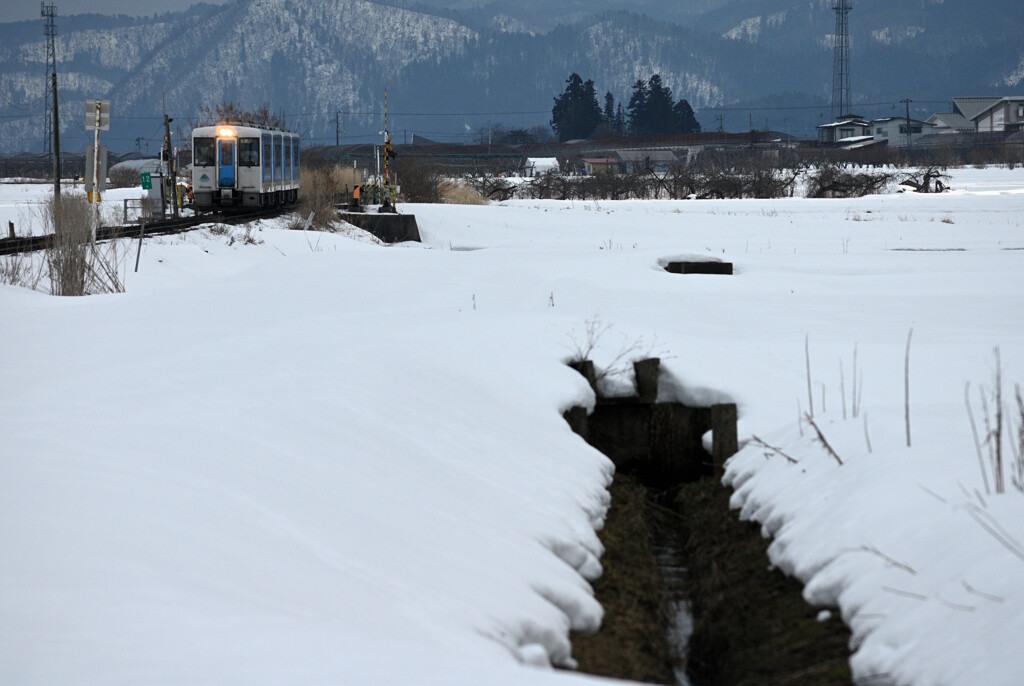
[0,206,292,256]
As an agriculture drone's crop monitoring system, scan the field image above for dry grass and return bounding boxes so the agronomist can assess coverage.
[570,474,677,684]
[0,251,45,290]
[294,166,342,229]
[441,181,489,205]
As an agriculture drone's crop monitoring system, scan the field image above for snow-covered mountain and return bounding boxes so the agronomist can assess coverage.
[0,0,1020,152]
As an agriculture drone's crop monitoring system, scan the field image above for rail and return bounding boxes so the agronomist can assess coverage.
[0,207,290,257]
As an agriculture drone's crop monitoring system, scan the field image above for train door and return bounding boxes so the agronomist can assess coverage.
[262,134,272,184]
[284,136,292,182]
[274,134,283,187]
[218,138,236,187]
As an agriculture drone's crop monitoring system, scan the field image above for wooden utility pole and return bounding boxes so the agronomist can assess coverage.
[901,98,913,152]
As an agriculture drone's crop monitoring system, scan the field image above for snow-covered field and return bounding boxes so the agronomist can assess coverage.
[2,167,1024,685]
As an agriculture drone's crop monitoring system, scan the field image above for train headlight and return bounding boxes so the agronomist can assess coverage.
[217,127,236,137]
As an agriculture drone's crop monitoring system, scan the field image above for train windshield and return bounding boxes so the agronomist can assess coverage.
[238,137,260,166]
[193,138,215,166]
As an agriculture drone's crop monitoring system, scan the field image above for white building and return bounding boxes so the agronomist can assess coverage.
[871,117,936,147]
[524,157,559,177]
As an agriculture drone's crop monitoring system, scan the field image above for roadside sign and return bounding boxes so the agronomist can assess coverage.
[85,99,110,131]
[140,172,152,190]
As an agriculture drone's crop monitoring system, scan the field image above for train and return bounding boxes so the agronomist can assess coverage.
[191,122,300,210]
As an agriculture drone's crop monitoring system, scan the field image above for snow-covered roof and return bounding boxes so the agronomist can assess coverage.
[108,158,162,174]
[818,119,871,129]
[526,157,559,171]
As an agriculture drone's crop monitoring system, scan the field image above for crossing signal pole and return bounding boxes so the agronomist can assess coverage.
[162,93,179,219]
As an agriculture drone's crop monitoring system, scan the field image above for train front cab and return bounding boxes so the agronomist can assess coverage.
[192,125,300,211]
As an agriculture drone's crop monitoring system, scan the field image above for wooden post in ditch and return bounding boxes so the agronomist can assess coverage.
[711,403,738,474]
[633,358,660,403]
[568,360,599,394]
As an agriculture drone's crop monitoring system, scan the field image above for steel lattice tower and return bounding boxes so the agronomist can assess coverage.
[42,2,57,156]
[831,0,851,120]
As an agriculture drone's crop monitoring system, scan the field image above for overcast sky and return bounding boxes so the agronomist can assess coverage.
[1,0,228,23]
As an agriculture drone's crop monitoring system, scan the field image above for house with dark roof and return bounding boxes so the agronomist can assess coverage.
[951,96,1024,133]
[817,115,872,144]
[926,111,974,134]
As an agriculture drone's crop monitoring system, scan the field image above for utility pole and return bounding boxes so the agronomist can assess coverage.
[901,98,912,152]
[335,110,340,146]
[162,92,179,219]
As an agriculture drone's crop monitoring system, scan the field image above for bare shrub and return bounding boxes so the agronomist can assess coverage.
[395,158,451,203]
[108,167,140,189]
[41,193,124,296]
[467,174,515,202]
[899,166,951,193]
[806,162,895,198]
[442,182,488,205]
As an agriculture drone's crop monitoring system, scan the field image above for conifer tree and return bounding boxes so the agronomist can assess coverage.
[550,73,603,142]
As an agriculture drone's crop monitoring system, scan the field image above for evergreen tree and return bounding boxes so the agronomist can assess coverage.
[644,75,676,134]
[626,79,649,135]
[603,91,616,125]
[626,75,702,135]
[614,104,626,136]
[673,98,701,134]
[550,73,603,142]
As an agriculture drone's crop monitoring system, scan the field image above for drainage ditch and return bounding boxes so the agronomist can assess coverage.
[565,359,851,685]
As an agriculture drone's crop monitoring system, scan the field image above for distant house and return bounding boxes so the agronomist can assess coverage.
[581,157,619,175]
[615,149,677,173]
[817,115,872,144]
[871,117,936,147]
[926,111,974,134]
[951,96,1024,133]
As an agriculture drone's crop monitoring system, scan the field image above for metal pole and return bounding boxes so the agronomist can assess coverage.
[134,222,144,272]
[92,99,101,238]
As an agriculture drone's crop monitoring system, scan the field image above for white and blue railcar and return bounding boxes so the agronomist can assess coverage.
[191,122,300,210]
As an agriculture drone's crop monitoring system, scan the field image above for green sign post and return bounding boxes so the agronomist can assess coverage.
[140,172,152,190]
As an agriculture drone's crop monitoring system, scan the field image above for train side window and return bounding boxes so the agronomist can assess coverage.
[238,137,260,166]
[262,134,272,182]
[294,137,300,181]
[193,138,215,166]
